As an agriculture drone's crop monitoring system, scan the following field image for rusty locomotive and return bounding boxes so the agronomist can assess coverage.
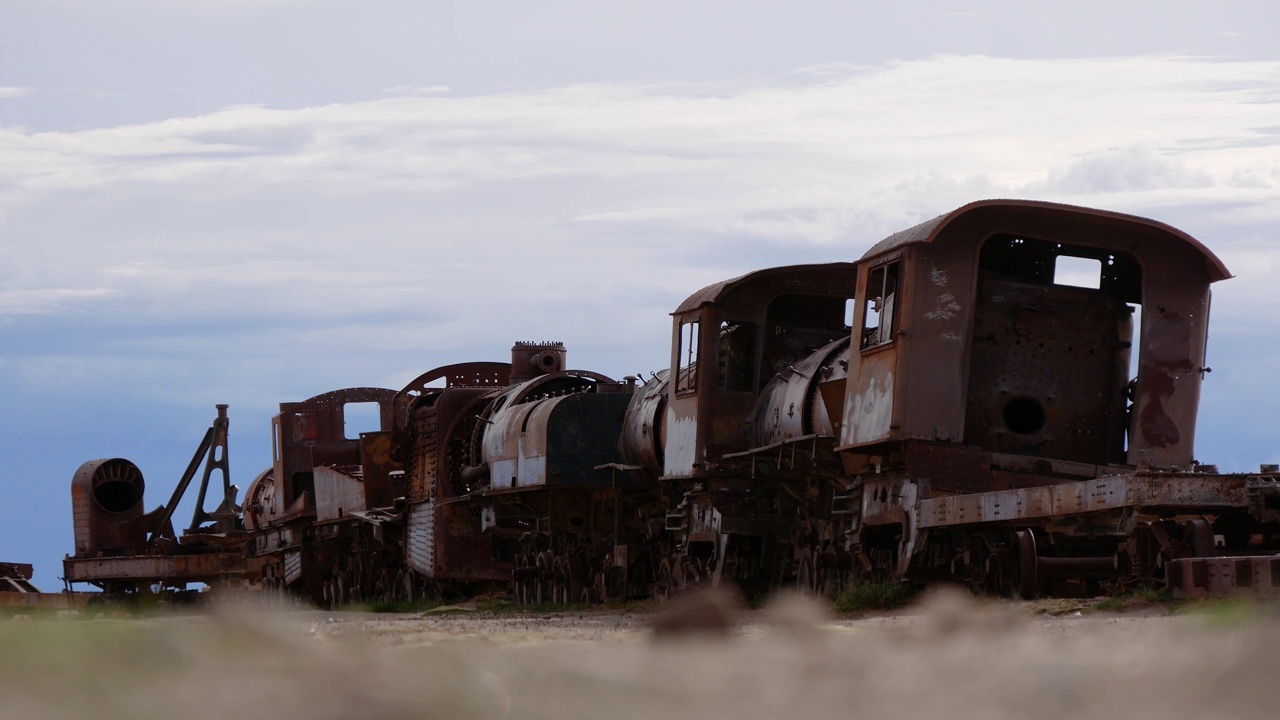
[64,200,1280,603]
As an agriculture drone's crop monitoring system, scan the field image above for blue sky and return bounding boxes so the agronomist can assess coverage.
[3,1,1279,591]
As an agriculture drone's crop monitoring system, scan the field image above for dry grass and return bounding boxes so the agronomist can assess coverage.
[1,591,1277,720]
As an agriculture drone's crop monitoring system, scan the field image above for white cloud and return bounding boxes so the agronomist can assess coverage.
[0,288,114,314]
[383,86,452,96]
[0,87,30,99]
[1,53,1278,382]
[1043,145,1216,193]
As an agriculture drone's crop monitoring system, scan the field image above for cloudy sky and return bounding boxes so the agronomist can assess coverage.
[3,1,1279,591]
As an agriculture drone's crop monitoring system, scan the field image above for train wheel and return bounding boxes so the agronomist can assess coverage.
[535,553,550,604]
[1013,530,1038,600]
[397,569,414,603]
[1188,518,1216,557]
[797,550,816,594]
[569,554,588,604]
[672,558,688,592]
[551,557,566,605]
[656,558,674,603]
[512,556,527,605]
[594,569,609,605]
[820,550,845,597]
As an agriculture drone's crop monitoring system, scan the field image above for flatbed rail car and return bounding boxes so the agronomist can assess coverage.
[63,405,262,596]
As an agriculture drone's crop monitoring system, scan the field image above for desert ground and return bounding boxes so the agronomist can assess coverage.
[1,590,1274,720]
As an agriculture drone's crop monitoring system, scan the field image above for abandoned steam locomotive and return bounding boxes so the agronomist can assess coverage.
[64,199,1280,603]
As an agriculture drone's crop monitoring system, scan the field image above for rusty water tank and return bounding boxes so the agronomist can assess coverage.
[71,458,147,556]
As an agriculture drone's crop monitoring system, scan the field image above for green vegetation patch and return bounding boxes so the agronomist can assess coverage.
[1092,585,1175,613]
[834,578,921,614]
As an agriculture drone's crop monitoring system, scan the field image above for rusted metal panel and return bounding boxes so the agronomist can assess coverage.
[861,477,913,529]
[0,592,88,609]
[313,466,367,522]
[433,500,508,582]
[964,277,1130,465]
[1168,556,1280,599]
[407,404,440,502]
[0,563,38,593]
[899,242,970,443]
[901,443,997,494]
[358,430,401,508]
[843,348,896,446]
[663,399,699,479]
[517,401,555,487]
[663,314,702,479]
[63,552,231,582]
[919,472,1257,530]
[283,550,302,585]
[247,524,297,556]
[487,402,539,489]
[71,472,92,556]
[0,562,34,582]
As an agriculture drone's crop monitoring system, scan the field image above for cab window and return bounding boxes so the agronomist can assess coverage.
[861,262,900,350]
[676,320,699,393]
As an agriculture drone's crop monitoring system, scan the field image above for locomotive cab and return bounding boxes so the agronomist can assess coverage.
[266,388,406,522]
[835,200,1233,582]
[662,264,858,479]
[838,199,1230,478]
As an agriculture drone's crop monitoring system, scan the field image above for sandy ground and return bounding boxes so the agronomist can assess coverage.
[1,591,1275,720]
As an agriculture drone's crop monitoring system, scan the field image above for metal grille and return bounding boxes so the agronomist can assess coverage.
[407,500,435,577]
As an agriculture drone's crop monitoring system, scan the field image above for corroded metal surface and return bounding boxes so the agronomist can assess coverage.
[1167,556,1280,599]
[60,200,1280,604]
[753,337,849,447]
[71,458,146,556]
[619,370,669,477]
[0,562,38,593]
[919,473,1268,529]
[64,553,229,582]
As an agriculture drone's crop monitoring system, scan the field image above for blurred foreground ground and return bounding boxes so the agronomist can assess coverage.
[1,590,1275,720]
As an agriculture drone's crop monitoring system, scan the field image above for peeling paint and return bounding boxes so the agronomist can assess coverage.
[851,370,894,444]
[664,408,697,477]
